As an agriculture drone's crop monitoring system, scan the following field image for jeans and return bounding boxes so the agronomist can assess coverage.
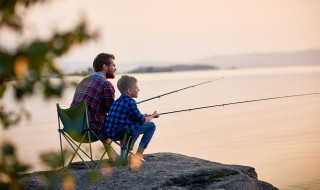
[131,122,156,149]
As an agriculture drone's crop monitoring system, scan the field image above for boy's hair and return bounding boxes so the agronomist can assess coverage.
[117,75,138,94]
[93,53,115,72]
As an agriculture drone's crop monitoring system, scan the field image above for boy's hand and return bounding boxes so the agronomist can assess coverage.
[152,111,159,118]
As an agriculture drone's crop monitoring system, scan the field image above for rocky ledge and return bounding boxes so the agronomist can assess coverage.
[20,152,278,190]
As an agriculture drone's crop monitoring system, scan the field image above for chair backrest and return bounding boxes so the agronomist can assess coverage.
[57,101,98,143]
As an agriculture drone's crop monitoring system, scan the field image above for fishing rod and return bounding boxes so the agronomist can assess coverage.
[159,92,319,115]
[136,77,224,104]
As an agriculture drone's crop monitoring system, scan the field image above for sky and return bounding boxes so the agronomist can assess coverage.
[3,0,320,72]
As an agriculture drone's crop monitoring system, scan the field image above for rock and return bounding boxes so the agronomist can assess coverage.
[19,152,278,190]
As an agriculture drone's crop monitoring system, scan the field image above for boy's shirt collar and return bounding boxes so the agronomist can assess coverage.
[120,94,136,102]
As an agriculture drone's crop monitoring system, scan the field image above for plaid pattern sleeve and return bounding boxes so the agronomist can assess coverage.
[70,72,115,140]
[105,94,145,138]
[104,84,115,113]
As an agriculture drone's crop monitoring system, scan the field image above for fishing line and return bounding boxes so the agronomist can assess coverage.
[136,77,224,104]
[159,92,320,115]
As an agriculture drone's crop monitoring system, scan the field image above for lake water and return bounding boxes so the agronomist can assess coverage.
[1,65,320,190]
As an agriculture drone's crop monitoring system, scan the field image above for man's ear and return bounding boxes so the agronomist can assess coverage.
[103,64,107,71]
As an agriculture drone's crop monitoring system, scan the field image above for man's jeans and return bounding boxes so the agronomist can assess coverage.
[131,122,156,149]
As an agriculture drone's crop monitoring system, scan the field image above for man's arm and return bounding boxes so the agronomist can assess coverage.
[104,82,115,112]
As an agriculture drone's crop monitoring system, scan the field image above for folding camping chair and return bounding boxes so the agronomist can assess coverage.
[57,101,134,169]
[57,101,114,169]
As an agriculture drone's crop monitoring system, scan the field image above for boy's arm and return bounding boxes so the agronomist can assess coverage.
[144,111,159,124]
[128,99,146,125]
[127,99,159,124]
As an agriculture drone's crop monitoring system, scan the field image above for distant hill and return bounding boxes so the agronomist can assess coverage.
[118,49,320,72]
[196,49,320,69]
[127,64,217,73]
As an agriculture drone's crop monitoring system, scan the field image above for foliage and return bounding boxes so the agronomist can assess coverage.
[40,150,68,170]
[39,150,107,188]
[0,142,29,190]
[0,0,98,128]
[0,0,99,189]
[39,150,73,189]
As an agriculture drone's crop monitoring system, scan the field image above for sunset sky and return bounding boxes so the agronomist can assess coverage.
[4,0,320,72]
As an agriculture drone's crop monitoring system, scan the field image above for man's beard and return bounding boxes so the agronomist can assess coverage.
[105,70,115,79]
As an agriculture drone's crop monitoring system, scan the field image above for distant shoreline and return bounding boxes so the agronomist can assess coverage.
[62,49,320,74]
[127,64,218,73]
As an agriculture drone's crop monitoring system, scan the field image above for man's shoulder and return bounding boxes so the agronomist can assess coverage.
[87,74,113,86]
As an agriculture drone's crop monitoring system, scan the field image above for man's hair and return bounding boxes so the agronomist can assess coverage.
[117,75,138,94]
[93,53,115,72]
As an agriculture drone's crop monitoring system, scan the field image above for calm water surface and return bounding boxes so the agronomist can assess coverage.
[1,65,320,190]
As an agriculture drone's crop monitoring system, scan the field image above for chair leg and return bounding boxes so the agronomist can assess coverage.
[95,150,108,169]
[116,134,133,166]
[88,131,93,161]
[106,141,119,158]
[95,141,119,169]
[64,133,97,164]
[125,136,133,158]
[65,134,84,163]
[62,133,92,169]
[111,140,134,156]
[58,131,65,168]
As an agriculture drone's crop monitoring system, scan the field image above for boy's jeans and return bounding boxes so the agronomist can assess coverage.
[131,122,156,149]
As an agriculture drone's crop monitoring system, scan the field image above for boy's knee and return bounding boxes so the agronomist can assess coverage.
[149,122,156,131]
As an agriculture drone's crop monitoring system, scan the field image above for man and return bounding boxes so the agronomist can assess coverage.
[70,53,117,157]
[105,75,159,163]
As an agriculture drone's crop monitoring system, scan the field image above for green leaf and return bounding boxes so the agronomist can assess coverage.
[1,142,15,155]
[0,84,6,98]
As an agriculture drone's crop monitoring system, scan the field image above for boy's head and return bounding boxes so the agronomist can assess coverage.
[117,75,139,98]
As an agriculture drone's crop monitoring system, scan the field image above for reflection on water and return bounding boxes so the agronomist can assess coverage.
[1,65,320,190]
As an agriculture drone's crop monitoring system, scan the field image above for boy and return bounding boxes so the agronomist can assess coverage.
[105,75,159,161]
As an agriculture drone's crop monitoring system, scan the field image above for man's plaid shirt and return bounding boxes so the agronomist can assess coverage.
[105,94,145,138]
[71,72,115,140]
